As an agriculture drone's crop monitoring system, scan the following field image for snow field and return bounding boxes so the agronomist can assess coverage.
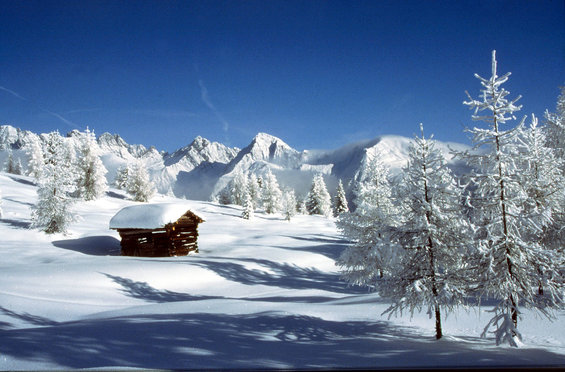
[0,172,564,370]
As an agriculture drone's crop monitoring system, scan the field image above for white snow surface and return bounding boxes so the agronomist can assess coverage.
[0,172,564,370]
[109,202,200,229]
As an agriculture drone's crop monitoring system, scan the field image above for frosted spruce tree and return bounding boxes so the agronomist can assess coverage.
[126,161,155,202]
[336,150,398,287]
[4,150,15,174]
[544,86,565,165]
[333,179,349,216]
[13,158,22,175]
[31,132,76,234]
[25,135,44,181]
[380,126,472,340]
[262,169,282,214]
[241,188,254,220]
[460,51,563,346]
[306,173,331,216]
[518,115,565,292]
[114,165,130,189]
[76,128,108,201]
[247,173,262,210]
[229,171,249,206]
[281,188,297,221]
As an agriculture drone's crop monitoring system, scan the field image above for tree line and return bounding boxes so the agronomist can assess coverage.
[337,51,565,346]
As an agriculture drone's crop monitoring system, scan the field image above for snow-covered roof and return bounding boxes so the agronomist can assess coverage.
[109,203,201,229]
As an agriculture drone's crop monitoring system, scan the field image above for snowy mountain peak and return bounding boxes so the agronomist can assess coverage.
[164,136,239,168]
[0,124,39,150]
[244,132,300,165]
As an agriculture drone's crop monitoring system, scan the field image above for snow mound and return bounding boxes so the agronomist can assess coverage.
[109,202,198,229]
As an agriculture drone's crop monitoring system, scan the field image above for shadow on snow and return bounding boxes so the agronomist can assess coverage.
[52,236,121,256]
[0,311,564,370]
[192,257,367,295]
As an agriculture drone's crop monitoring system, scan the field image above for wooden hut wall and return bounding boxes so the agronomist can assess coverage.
[117,212,202,257]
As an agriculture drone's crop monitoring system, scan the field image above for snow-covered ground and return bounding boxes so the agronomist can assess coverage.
[0,172,564,370]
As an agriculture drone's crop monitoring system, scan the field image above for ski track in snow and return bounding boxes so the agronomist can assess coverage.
[0,173,564,370]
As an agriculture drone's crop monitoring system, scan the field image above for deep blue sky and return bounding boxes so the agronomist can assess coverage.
[1,0,563,152]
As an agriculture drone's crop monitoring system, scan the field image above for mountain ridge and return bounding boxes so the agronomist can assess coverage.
[0,124,469,201]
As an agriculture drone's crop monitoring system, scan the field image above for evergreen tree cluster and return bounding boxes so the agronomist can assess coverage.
[337,51,565,346]
[21,129,111,234]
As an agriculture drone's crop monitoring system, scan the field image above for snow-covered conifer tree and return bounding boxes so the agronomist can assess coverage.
[336,150,398,287]
[241,189,254,220]
[13,158,22,175]
[281,188,297,221]
[76,128,108,201]
[262,169,282,214]
[306,173,331,216]
[518,115,565,292]
[25,136,44,181]
[297,197,307,215]
[247,173,262,210]
[114,165,130,190]
[459,51,564,346]
[229,171,248,206]
[4,150,15,174]
[126,160,155,202]
[380,126,472,340]
[31,131,76,234]
[333,179,349,216]
[544,86,565,165]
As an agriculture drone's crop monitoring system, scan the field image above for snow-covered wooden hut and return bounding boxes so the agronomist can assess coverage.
[109,203,204,257]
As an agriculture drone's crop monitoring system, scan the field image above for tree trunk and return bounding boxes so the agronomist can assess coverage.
[435,304,442,340]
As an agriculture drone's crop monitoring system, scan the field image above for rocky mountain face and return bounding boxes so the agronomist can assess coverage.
[0,124,469,201]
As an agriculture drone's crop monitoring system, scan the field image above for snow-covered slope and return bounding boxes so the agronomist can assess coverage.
[0,172,564,370]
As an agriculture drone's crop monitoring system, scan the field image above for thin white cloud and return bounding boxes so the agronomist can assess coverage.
[198,80,230,133]
[42,109,79,129]
[0,86,27,101]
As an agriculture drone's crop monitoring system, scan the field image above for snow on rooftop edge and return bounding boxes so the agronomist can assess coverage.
[109,203,199,229]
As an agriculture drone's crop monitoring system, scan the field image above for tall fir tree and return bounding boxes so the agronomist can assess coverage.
[4,149,15,174]
[518,115,565,294]
[126,160,156,202]
[247,173,262,210]
[241,188,254,220]
[281,188,297,221]
[114,165,130,189]
[31,131,76,234]
[459,51,563,346]
[25,135,44,181]
[306,173,331,216]
[544,86,565,167]
[262,169,282,214]
[380,126,472,340]
[333,179,349,216]
[229,171,248,206]
[336,150,399,288]
[13,158,22,175]
[76,128,108,201]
